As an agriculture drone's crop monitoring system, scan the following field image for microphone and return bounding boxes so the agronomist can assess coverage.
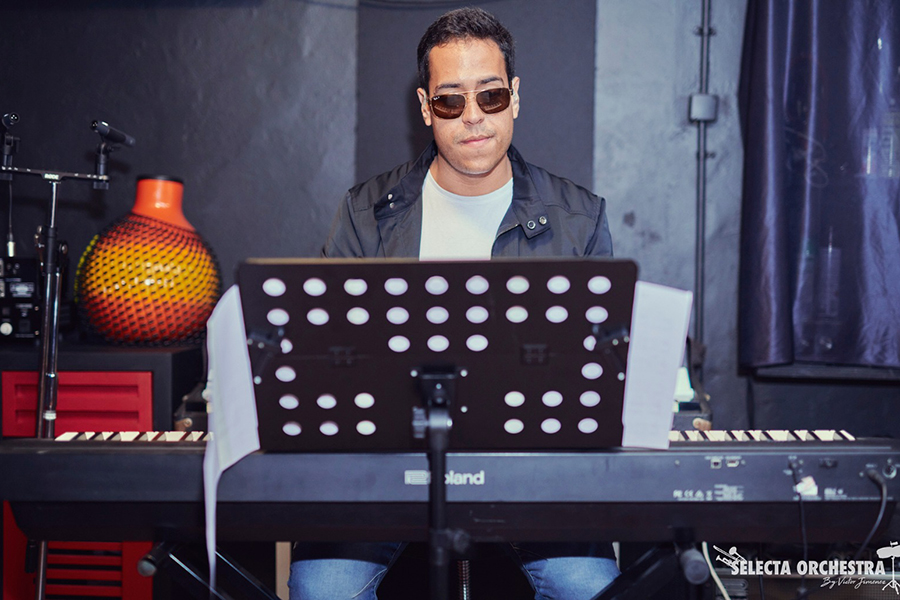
[91,120,136,147]
[2,113,18,131]
[2,113,19,174]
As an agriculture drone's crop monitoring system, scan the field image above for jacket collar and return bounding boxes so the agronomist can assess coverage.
[373,142,552,254]
[503,144,551,239]
[375,141,550,238]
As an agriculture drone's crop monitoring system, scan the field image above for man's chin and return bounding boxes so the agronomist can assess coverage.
[434,146,511,181]
[450,155,506,177]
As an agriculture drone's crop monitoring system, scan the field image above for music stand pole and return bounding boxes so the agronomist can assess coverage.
[415,369,460,600]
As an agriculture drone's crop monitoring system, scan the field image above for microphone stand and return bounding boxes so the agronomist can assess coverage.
[0,120,132,600]
[2,112,19,255]
[32,178,65,600]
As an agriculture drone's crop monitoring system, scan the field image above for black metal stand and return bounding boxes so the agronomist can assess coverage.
[137,542,279,600]
[234,257,639,598]
[33,181,64,439]
[20,173,104,600]
[32,181,65,600]
[591,544,710,600]
[413,367,470,600]
[237,258,638,454]
[0,120,129,600]
[2,113,19,256]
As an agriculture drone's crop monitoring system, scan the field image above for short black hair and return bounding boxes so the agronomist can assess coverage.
[417,7,515,93]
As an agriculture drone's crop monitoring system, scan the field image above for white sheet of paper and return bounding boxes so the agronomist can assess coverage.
[622,281,693,449]
[202,285,260,587]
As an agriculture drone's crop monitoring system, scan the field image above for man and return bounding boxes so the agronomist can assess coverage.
[290,7,618,599]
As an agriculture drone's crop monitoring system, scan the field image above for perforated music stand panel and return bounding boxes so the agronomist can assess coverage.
[237,258,637,452]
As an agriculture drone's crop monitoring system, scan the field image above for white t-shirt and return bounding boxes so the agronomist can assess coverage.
[418,171,513,260]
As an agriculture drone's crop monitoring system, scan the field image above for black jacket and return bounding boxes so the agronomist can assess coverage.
[322,142,613,258]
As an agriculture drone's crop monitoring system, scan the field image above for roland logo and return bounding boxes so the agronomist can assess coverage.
[445,470,485,486]
[404,469,486,485]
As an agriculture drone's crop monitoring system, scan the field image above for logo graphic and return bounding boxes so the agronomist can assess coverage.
[403,470,486,486]
[876,541,900,594]
[713,543,893,591]
[713,545,746,572]
[404,470,430,486]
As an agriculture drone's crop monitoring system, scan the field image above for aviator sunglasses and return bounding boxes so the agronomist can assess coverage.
[428,87,513,119]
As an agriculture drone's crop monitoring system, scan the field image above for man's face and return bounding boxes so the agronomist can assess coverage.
[417,38,520,194]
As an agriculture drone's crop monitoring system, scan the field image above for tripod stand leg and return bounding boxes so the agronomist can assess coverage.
[590,546,679,600]
[591,544,710,600]
[138,543,279,600]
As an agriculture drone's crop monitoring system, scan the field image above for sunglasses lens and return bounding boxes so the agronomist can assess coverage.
[430,88,511,119]
[431,95,466,119]
[476,88,511,114]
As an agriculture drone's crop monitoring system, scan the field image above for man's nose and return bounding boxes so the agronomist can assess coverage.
[461,92,485,124]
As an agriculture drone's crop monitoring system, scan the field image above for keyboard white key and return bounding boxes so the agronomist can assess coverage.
[55,430,209,442]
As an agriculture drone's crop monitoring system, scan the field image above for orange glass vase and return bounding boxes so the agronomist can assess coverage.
[75,176,222,346]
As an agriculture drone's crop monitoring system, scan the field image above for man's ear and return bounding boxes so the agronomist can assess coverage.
[417,88,433,126]
[511,77,520,119]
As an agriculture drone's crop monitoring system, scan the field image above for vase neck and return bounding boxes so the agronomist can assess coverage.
[131,178,194,230]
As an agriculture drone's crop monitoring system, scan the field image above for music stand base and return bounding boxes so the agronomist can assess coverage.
[591,545,709,600]
[138,542,279,600]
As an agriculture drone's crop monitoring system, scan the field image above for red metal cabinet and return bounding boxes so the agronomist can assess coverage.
[2,370,155,600]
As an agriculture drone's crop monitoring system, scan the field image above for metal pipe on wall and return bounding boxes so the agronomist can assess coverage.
[690,0,718,380]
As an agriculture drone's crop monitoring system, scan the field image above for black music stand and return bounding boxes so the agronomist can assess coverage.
[237,257,638,599]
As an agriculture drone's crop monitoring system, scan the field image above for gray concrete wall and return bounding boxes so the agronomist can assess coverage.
[595,0,749,428]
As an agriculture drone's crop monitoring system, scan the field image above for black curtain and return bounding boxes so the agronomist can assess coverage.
[739,0,900,369]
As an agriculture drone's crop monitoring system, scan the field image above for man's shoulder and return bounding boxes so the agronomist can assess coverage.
[348,162,411,207]
[514,151,605,217]
[347,146,433,212]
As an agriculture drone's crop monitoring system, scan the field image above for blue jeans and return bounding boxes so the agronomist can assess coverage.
[288,542,619,599]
